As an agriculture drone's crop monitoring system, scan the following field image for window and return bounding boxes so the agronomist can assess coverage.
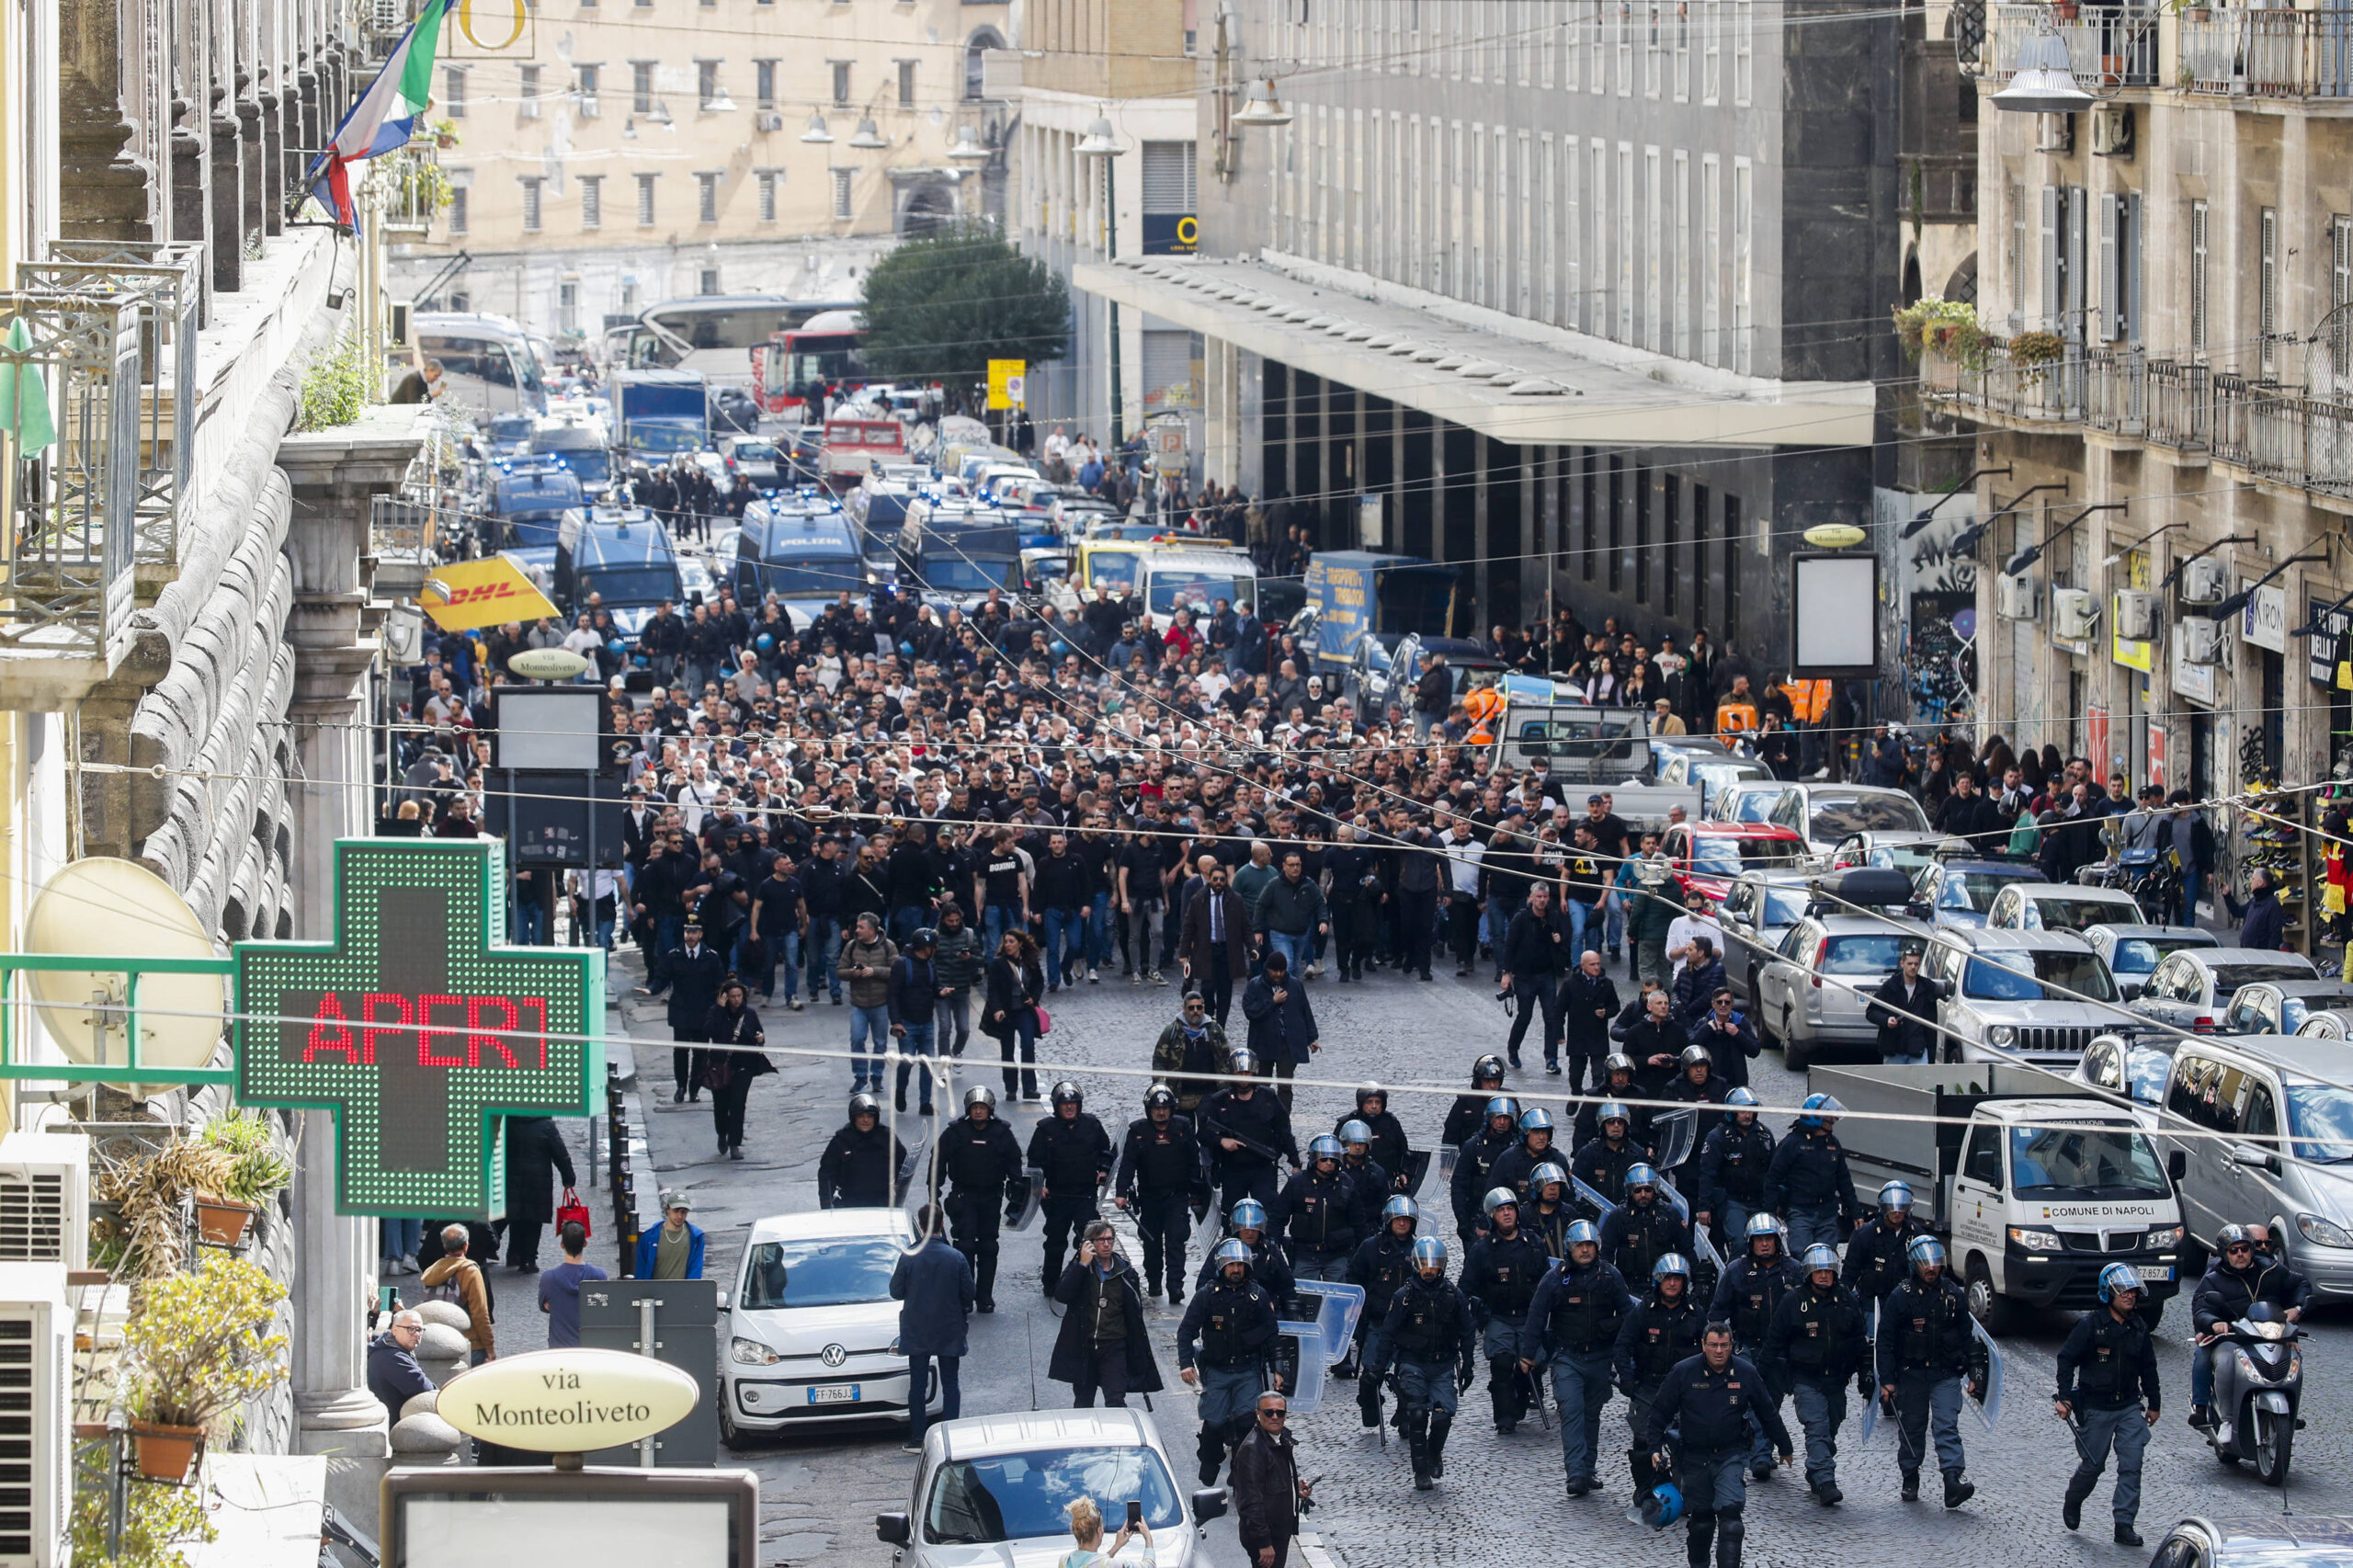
[698,61,721,109]
[1703,0,1720,100]
[755,61,776,110]
[449,186,468,234]
[2099,191,2143,343]
[1607,454,1623,589]
[1541,133,1557,323]
[1702,153,1720,364]
[519,64,540,116]
[965,28,1005,100]
[2243,1079,2281,1144]
[1592,139,1608,335]
[1644,0,1660,96]
[576,63,599,114]
[2006,180,2026,329]
[697,171,720,223]
[631,61,654,114]
[635,171,656,225]
[1644,145,1661,350]
[579,175,601,229]
[756,170,779,222]
[1617,142,1633,340]
[558,278,578,332]
[1518,130,1532,314]
[831,61,852,105]
[445,66,468,118]
[2332,215,2353,381]
[699,267,720,295]
[2260,205,2279,376]
[2166,1052,2218,1126]
[1674,150,1688,358]
[2190,199,2210,356]
[1616,0,1631,91]
[1732,157,1752,374]
[1691,482,1710,627]
[1733,0,1752,103]
[898,60,916,108]
[832,167,853,220]
[1662,474,1678,614]
[1723,492,1743,642]
[1674,0,1688,97]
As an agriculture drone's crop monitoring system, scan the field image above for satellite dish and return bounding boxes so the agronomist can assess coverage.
[26,858,225,1081]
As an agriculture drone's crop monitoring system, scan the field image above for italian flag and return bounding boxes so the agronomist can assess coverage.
[303,0,450,229]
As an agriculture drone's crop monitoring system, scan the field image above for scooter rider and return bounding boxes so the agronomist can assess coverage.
[1336,1119,1393,1235]
[1463,1188,1551,1434]
[1523,1163,1576,1259]
[2056,1263,2161,1547]
[1451,1096,1522,1243]
[1115,1084,1203,1305]
[1875,1236,1979,1508]
[1365,1238,1478,1491]
[1347,1196,1422,1424]
[1487,1108,1563,1204]
[1272,1135,1360,1282]
[931,1085,1026,1312]
[1570,1102,1645,1209]
[1764,1244,1870,1506]
[1842,1180,1930,1303]
[1601,1163,1693,1286]
[1617,1253,1706,1501]
[1197,1199,1297,1304]
[1526,1219,1634,1497]
[1712,1213,1802,1480]
[1443,1056,1509,1148]
[1636,1322,1794,1568]
[1765,1094,1859,1252]
[2188,1222,2308,1428]
[1696,1087,1774,1244]
[1029,1081,1114,1293]
[1176,1239,1283,1485]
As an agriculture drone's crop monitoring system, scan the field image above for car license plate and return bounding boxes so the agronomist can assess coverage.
[2136,1266,2174,1282]
[808,1384,859,1404]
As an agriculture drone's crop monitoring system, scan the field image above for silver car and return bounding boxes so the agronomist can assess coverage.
[1755,910,1937,1072]
[1716,869,1814,1007]
[1717,781,1931,856]
[1923,925,2127,1067]
[2222,978,2353,1037]
[2130,948,2319,1035]
[2085,923,2222,1000]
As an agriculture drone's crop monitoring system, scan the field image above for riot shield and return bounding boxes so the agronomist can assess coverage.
[1007,1165,1045,1231]
[1655,1173,1692,1224]
[1438,1144,1460,1194]
[1274,1322,1328,1414]
[1398,1149,1435,1199]
[1649,1108,1697,1175]
[1857,1303,1881,1443]
[1292,1280,1367,1367]
[1968,1313,2006,1430]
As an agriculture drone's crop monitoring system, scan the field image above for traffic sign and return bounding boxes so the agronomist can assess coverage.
[986,358,1027,411]
[233,838,605,1217]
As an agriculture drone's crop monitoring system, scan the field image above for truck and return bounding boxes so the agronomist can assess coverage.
[1488,701,1703,828]
[898,497,1024,603]
[610,369,710,460]
[1809,1061,2188,1330]
[1302,551,1462,677]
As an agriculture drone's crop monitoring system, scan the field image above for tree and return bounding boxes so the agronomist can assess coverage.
[859,224,1069,392]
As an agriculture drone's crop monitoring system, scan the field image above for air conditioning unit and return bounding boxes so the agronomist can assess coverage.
[2113,587,2159,642]
[756,111,783,131]
[2180,554,2229,605]
[576,97,601,119]
[369,0,403,30]
[1995,573,2040,620]
[2036,110,2075,154]
[2179,615,2223,665]
[2052,586,2101,640]
[2090,103,2134,157]
[0,1263,70,1568]
[0,1134,86,1271]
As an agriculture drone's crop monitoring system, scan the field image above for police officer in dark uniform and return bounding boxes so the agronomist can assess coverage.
[2056,1263,2161,1546]
[1711,1213,1802,1480]
[1449,1096,1521,1244]
[815,1091,906,1208]
[1527,1218,1633,1496]
[1335,1120,1392,1238]
[1442,1055,1508,1148]
[1617,1253,1706,1501]
[1875,1235,1979,1507]
[1116,1083,1204,1303]
[1697,1087,1775,1245]
[1347,1195,1422,1422]
[931,1085,1025,1312]
[1176,1239,1283,1485]
[1272,1135,1360,1283]
[1367,1238,1478,1491]
[1336,1083,1416,1187]
[1201,1049,1300,1214]
[1765,1094,1859,1252]
[1523,1162,1576,1259]
[1569,1102,1644,1210]
[1197,1199,1296,1303]
[1601,1164,1692,1287]
[1637,1323,1794,1568]
[1486,1108,1564,1203]
[1661,1045,1729,1195]
[1572,1052,1649,1149]
[1462,1188,1550,1434]
[1029,1081,1114,1292]
[1843,1179,1931,1303]
[1764,1244,1870,1506]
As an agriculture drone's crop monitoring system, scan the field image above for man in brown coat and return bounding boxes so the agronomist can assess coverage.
[419,1224,495,1362]
[1178,858,1253,1027]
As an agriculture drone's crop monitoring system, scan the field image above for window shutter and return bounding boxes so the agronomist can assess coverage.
[2190,199,2209,356]
[2066,186,2088,335]
[2099,193,2118,342]
[2126,192,2143,345]
[2041,185,2060,331]
[1141,142,1197,214]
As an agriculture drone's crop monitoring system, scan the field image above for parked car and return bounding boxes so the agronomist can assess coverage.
[2222,979,2353,1037]
[1716,869,1816,1007]
[2300,1013,2353,1040]
[2142,1516,2353,1568]
[2086,924,2222,1000]
[719,1209,937,1441]
[1984,881,2151,934]
[875,1409,1229,1568]
[712,385,762,433]
[2131,949,2319,1035]
[719,435,786,487]
[2070,1030,2180,1113]
[1653,747,1774,820]
[1910,853,2051,931]
[1716,781,1932,856]
[2159,1034,2353,1297]
[1754,908,1938,1072]
[1824,830,1947,878]
[1659,821,1811,903]
[1921,925,2124,1067]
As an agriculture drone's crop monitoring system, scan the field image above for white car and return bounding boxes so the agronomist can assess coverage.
[877,1409,1229,1568]
[1984,880,2151,934]
[719,1209,937,1441]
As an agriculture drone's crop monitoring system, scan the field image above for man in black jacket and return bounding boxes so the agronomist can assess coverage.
[1116,1085,1204,1302]
[1229,1392,1310,1568]
[1864,948,1944,1065]
[2188,1222,2310,1425]
[1933,770,2006,848]
[501,1116,577,1272]
[1027,1082,1114,1291]
[816,1094,905,1208]
[1637,1324,1794,1568]
[1048,1221,1165,1409]
[663,920,729,1104]
[1501,881,1573,1072]
[1560,950,1621,1094]
[1200,1052,1299,1212]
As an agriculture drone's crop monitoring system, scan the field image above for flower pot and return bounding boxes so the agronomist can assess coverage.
[192,1198,255,1247]
[2186,7,2210,21]
[2052,1,2078,17]
[2100,52,2125,84]
[131,1423,204,1483]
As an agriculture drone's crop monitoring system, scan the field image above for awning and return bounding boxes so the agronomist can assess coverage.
[1072,254,1876,449]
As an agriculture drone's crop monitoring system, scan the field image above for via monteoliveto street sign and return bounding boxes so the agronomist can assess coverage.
[438,1349,700,1453]
[234,838,604,1217]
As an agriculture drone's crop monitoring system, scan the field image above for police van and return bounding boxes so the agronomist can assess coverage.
[553,506,683,635]
[733,499,865,631]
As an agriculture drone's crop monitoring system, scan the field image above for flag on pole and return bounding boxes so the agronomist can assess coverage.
[0,320,57,453]
[301,0,451,229]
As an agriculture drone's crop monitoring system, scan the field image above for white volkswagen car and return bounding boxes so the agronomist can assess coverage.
[720,1209,937,1442]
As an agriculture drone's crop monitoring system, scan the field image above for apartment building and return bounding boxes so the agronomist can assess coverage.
[389,0,1016,340]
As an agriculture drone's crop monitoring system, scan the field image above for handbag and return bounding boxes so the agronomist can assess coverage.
[1035,1003,1053,1036]
[557,1187,591,1238]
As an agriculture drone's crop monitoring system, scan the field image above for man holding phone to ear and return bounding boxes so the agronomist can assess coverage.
[1229,1392,1309,1568]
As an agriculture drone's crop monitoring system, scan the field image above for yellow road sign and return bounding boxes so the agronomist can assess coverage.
[418,555,560,632]
[987,358,1027,411]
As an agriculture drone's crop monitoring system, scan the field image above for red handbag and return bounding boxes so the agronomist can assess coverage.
[557,1187,591,1238]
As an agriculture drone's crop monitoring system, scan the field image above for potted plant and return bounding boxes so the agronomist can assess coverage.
[2010,329,2068,367]
[94,1140,235,1282]
[191,1110,292,1244]
[119,1256,289,1483]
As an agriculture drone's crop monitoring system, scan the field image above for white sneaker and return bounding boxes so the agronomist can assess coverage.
[398,1254,419,1275]
[1088,969,1100,983]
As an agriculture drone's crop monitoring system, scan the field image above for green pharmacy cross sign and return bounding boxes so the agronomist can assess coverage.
[234,839,604,1218]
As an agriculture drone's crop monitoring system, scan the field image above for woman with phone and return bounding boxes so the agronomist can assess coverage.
[1059,1496,1154,1566]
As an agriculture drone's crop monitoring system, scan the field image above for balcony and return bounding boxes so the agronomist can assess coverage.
[2145,358,2211,449]
[1983,1,2160,86]
[2084,346,2146,435]
[1920,338,2086,424]
[370,146,447,237]
[2179,8,2353,97]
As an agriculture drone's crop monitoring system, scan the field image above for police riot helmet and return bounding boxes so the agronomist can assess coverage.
[1309,1134,1345,1163]
[1143,1084,1177,1112]
[1051,1081,1084,1108]
[1529,1162,1569,1198]
[1724,1086,1760,1110]
[1802,1244,1840,1276]
[1518,1107,1554,1135]
[848,1092,882,1118]
[1678,1044,1712,1071]
[1230,1048,1259,1077]
[1472,1054,1507,1085]
[1745,1212,1786,1255]
[963,1085,997,1112]
[1604,1052,1637,1078]
[1483,1187,1520,1219]
[1381,1195,1421,1227]
[1212,1238,1253,1274]
[1229,1199,1269,1235]
[1410,1237,1449,1275]
[1598,1100,1632,1128]
[1485,1095,1520,1122]
[2097,1262,2143,1304]
[1653,1253,1692,1286]
[1625,1163,1660,1194]
[1358,1082,1390,1111]
[1879,1179,1915,1216]
[1565,1219,1602,1249]
[1797,1093,1845,1130]
[1338,1119,1374,1147]
[1907,1235,1948,1273]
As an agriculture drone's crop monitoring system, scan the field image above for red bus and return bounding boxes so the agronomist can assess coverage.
[821,415,907,490]
[753,309,867,422]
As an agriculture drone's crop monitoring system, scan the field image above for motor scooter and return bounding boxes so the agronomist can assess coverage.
[2202,1303,2304,1485]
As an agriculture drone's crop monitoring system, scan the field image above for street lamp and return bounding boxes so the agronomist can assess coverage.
[1075,113,1127,445]
[948,125,990,165]
[1232,77,1293,128]
[849,117,888,150]
[800,112,835,144]
[1991,28,2093,113]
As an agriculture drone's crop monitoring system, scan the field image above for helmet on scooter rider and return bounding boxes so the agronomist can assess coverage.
[2097,1262,2144,1304]
[2218,1223,2256,1253]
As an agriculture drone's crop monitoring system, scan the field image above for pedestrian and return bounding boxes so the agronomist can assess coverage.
[1151,992,1236,1114]
[1615,1253,1706,1500]
[1863,946,1943,1065]
[841,912,899,1095]
[817,1092,908,1209]
[1500,882,1572,1072]
[367,1309,435,1424]
[2225,867,2290,950]
[537,1220,608,1349]
[1764,1094,1859,1251]
[1462,1188,1549,1434]
[1560,950,1620,1094]
[1179,858,1252,1027]
[890,1204,974,1452]
[1057,1497,1154,1567]
[1365,1237,1476,1491]
[1116,1084,1206,1303]
[1029,1082,1115,1290]
[1176,1240,1284,1484]
[887,926,942,1115]
[633,1192,706,1280]
[2056,1263,2161,1546]
[419,1223,495,1362]
[1229,1391,1312,1568]
[1049,1220,1164,1408]
[1252,851,1328,980]
[1765,1243,1870,1506]
[1635,1322,1795,1568]
[1874,1236,1979,1507]
[932,903,983,1058]
[1526,1218,1632,1496]
[500,1115,576,1272]
[1239,950,1319,1109]
[702,978,772,1160]
[664,919,729,1104]
[932,1085,1026,1312]
[982,928,1046,1103]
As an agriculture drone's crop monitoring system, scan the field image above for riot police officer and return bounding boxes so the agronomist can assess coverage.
[1569,1101,1643,1209]
[1443,1055,1509,1147]
[1029,1081,1114,1292]
[1764,1244,1870,1506]
[1367,1238,1477,1491]
[1347,1195,1422,1416]
[1617,1253,1706,1500]
[930,1085,1026,1312]
[1637,1323,1793,1568]
[1602,1164,1693,1287]
[815,1091,906,1209]
[1875,1236,1979,1507]
[1463,1187,1550,1434]
[1524,1162,1576,1259]
[1336,1119,1392,1235]
[1527,1218,1634,1496]
[2056,1263,2161,1546]
[1572,1053,1648,1148]
[1843,1180,1930,1303]
[1196,1198,1297,1303]
[1336,1083,1416,1187]
[1662,1045,1728,1193]
[1696,1087,1774,1243]
[1711,1213,1802,1480]
[1450,1096,1521,1242]
[1272,1135,1360,1282]
[1176,1239,1283,1484]
[1765,1094,1859,1251]
[1116,1084,1204,1304]
[1487,1107,1563,1203]
[1200,1050,1300,1214]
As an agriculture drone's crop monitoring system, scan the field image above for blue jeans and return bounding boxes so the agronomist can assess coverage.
[890,905,928,945]
[2073,1402,2151,1524]
[1042,907,1083,986]
[984,903,1022,950]
[2180,867,2203,928]
[808,917,842,1000]
[909,1353,961,1445]
[849,1004,892,1089]
[2190,1343,2215,1407]
[514,898,545,946]
[1085,892,1112,970]
[893,1021,938,1112]
[936,989,972,1056]
[1791,1373,1849,1488]
[380,1217,421,1264]
[1604,894,1626,953]
[762,929,801,1002]
[1565,899,1595,959]
[1551,1348,1616,1480]
[1267,929,1312,978]
[1785,1202,1844,1253]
